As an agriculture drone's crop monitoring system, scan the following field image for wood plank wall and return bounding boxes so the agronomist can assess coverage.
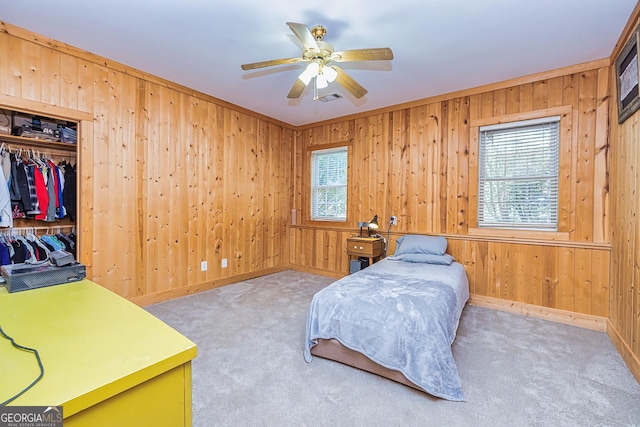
[608,4,640,382]
[291,65,611,318]
[0,22,292,304]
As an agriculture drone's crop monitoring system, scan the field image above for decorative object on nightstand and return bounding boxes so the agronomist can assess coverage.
[357,215,379,237]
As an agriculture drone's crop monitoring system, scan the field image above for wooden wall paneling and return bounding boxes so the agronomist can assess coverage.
[425,103,441,233]
[314,229,325,269]
[144,83,161,296]
[134,80,148,298]
[77,60,94,114]
[519,82,534,111]
[158,85,176,293]
[473,240,489,296]
[225,109,239,275]
[352,118,367,224]
[547,77,564,108]
[487,241,501,299]
[438,102,449,233]
[505,86,520,114]
[456,97,470,236]
[524,246,541,307]
[292,130,302,220]
[289,226,298,266]
[90,65,113,291]
[556,247,576,312]
[59,54,78,110]
[271,122,284,269]
[94,66,136,297]
[184,96,199,285]
[261,122,274,269]
[374,114,389,221]
[176,93,190,286]
[540,245,558,309]
[389,109,410,230]
[119,74,138,298]
[21,39,42,101]
[532,80,548,110]
[446,98,460,234]
[248,117,260,272]
[210,104,225,278]
[407,107,425,231]
[0,33,20,97]
[591,248,610,318]
[574,247,593,315]
[557,109,574,233]
[281,127,293,265]
[575,70,597,242]
[76,57,95,276]
[635,197,640,355]
[479,90,494,119]
[40,47,60,106]
[500,243,515,302]
[492,88,507,116]
[299,138,311,225]
[593,67,610,244]
[303,227,314,268]
[468,99,479,233]
[626,114,639,345]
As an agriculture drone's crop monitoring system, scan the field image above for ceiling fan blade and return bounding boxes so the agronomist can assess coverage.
[332,47,394,62]
[287,79,307,99]
[286,22,319,51]
[241,57,302,70]
[333,66,367,99]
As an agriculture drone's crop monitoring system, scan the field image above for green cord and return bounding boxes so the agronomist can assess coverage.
[0,325,44,405]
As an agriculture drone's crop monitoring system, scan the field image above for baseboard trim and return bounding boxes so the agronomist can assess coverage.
[606,320,640,384]
[131,266,289,306]
[287,264,345,279]
[468,295,607,332]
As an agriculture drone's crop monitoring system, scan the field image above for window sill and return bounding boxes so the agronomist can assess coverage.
[468,227,569,241]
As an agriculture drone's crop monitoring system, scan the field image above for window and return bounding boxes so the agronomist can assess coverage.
[478,116,560,230]
[310,147,347,221]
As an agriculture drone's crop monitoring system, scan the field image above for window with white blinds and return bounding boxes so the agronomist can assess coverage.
[311,147,347,221]
[478,116,560,230]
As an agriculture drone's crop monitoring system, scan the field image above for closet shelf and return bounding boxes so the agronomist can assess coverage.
[0,134,77,153]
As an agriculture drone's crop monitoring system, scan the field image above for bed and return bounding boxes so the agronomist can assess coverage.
[304,235,469,401]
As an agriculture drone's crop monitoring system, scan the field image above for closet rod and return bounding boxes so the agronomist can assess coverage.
[1,225,75,235]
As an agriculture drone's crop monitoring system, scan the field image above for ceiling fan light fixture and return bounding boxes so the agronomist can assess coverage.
[322,65,337,83]
[316,73,328,89]
[299,62,319,85]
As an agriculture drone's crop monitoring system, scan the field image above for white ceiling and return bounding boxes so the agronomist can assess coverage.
[3,1,637,126]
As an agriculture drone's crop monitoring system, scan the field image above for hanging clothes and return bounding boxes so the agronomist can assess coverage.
[0,231,75,266]
[0,148,12,227]
[61,161,76,221]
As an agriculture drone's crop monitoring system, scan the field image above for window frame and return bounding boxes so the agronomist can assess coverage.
[308,144,349,223]
[469,106,572,241]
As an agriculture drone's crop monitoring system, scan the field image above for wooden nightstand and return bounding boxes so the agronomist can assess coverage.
[346,236,384,269]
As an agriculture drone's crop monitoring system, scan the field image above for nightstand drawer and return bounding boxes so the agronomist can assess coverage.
[346,237,383,257]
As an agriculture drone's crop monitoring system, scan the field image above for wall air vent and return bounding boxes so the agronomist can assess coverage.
[317,93,343,102]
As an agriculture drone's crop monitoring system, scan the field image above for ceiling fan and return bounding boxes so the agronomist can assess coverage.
[241,22,393,100]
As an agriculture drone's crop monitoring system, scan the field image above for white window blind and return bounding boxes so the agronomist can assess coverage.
[311,147,347,221]
[478,116,560,230]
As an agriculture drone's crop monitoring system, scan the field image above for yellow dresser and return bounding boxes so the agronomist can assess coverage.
[0,280,197,426]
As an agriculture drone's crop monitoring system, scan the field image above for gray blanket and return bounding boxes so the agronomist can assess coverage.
[304,258,469,401]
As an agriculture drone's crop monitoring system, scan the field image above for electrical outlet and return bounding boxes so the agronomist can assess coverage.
[201,261,208,271]
[221,258,228,268]
[390,216,397,226]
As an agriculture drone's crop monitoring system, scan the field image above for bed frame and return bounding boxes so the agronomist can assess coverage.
[311,338,424,393]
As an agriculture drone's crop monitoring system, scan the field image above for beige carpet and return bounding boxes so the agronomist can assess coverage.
[146,270,640,427]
